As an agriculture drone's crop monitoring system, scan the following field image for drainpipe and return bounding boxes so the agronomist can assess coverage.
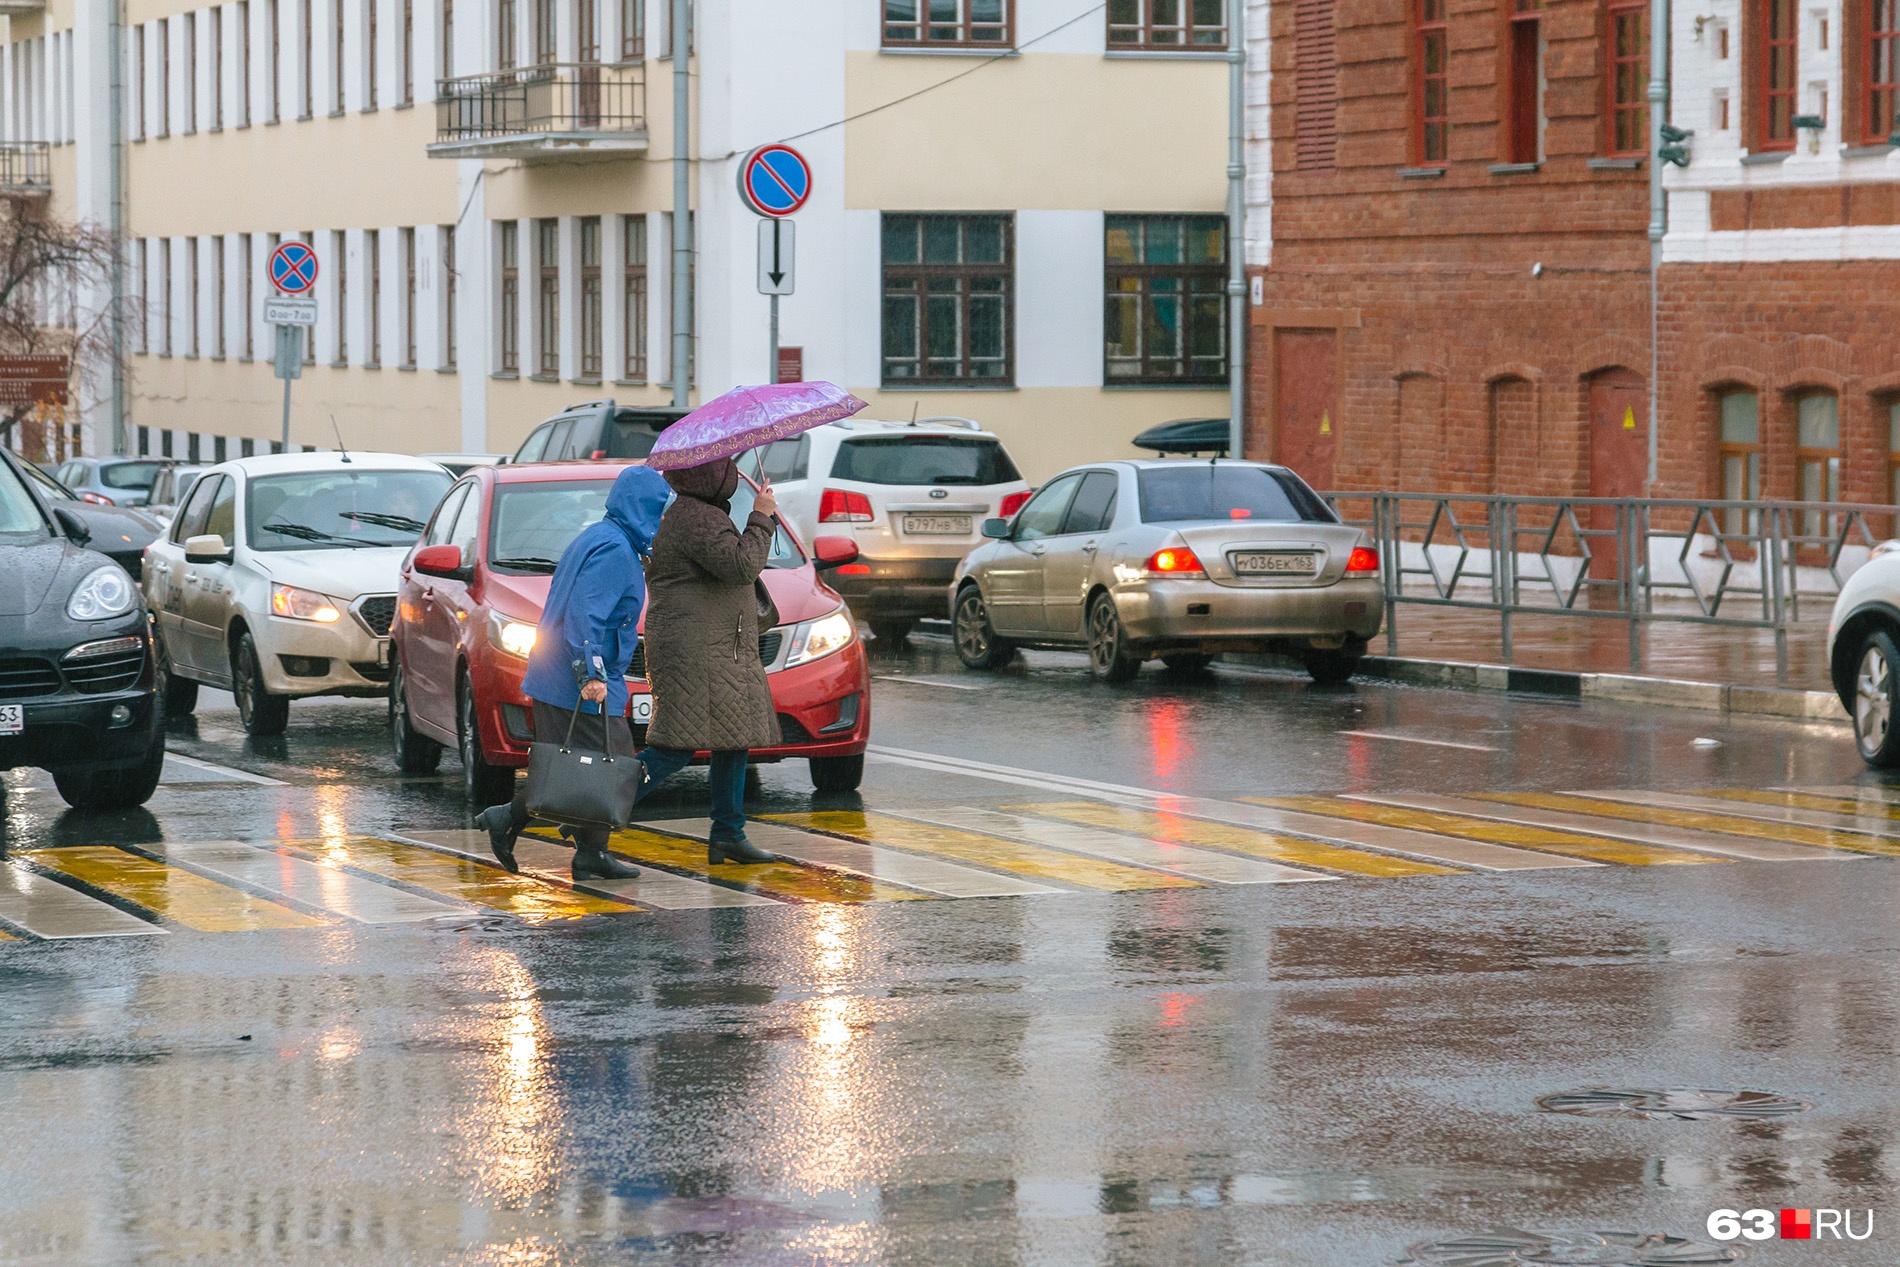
[669,0,689,409]
[1646,0,1669,487]
[1226,6,1246,461]
[108,0,126,455]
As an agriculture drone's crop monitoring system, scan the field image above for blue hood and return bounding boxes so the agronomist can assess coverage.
[605,466,671,555]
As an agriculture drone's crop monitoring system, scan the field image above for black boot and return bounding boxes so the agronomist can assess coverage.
[572,846,639,881]
[708,834,775,866]
[478,805,520,874]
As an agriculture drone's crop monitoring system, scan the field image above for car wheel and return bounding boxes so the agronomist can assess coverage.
[155,632,198,716]
[810,753,865,794]
[1853,629,1900,767]
[953,586,1017,670]
[1304,643,1365,687]
[1086,593,1142,683]
[1161,653,1215,676]
[459,675,517,805]
[231,631,289,736]
[52,735,166,812]
[389,653,444,775]
[869,618,914,646]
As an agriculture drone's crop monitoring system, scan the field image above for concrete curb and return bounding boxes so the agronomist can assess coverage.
[1358,655,1847,726]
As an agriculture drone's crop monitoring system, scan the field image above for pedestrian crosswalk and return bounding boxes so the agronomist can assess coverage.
[1,781,1896,942]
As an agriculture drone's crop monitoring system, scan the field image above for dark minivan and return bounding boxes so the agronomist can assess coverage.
[508,401,690,464]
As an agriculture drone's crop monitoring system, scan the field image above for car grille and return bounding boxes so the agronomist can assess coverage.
[63,646,147,695]
[626,631,781,681]
[355,595,398,638]
[776,713,814,744]
[0,657,61,701]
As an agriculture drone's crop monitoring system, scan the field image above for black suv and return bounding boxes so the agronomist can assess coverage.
[509,400,690,463]
[0,448,166,812]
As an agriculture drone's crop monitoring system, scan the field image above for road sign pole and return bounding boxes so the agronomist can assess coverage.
[769,293,780,385]
[277,324,295,451]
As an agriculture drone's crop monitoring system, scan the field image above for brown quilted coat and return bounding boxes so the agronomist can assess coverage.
[642,472,780,752]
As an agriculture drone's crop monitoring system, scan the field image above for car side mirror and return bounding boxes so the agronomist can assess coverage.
[53,506,91,544]
[811,535,859,571]
[413,544,465,578]
[185,533,233,564]
[981,517,1011,540]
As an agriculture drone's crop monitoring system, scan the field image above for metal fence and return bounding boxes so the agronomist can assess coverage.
[1322,491,1900,683]
[0,141,50,195]
[433,63,646,143]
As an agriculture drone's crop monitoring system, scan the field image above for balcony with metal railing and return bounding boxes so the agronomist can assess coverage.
[428,63,648,160]
[0,142,51,197]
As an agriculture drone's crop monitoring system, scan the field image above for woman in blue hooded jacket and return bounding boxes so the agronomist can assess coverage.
[478,464,671,881]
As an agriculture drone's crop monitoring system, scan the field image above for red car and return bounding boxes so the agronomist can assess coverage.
[388,460,871,802]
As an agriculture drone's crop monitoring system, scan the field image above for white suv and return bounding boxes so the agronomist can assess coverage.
[741,418,1032,643]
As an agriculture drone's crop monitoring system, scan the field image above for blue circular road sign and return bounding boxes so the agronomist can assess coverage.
[269,241,319,295]
[738,144,812,218]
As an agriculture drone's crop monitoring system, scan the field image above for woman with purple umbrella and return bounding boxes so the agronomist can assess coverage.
[634,381,866,862]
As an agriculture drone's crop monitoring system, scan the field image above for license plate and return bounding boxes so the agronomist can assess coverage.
[903,514,971,536]
[1232,551,1318,576]
[0,705,19,736]
[376,640,390,668]
[631,695,653,725]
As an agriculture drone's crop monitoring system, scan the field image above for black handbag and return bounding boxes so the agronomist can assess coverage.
[524,704,640,830]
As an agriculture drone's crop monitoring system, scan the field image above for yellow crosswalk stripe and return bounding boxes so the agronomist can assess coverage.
[1471,792,1900,858]
[28,847,328,933]
[1005,803,1456,878]
[534,826,935,903]
[1259,796,1725,867]
[296,837,635,920]
[0,927,18,940]
[1700,787,1900,822]
[768,811,1202,891]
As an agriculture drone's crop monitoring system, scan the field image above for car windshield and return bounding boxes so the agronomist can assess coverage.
[247,468,452,552]
[0,460,50,537]
[729,481,803,569]
[489,480,616,572]
[21,462,75,502]
[606,420,663,459]
[1136,466,1337,525]
[100,461,166,490]
[829,436,1020,486]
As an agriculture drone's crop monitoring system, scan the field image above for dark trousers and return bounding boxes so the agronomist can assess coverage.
[502,700,635,852]
[637,747,749,841]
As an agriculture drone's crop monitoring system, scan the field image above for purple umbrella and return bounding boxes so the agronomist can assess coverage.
[645,381,869,471]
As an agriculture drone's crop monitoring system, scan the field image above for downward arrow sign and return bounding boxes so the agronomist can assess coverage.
[768,222,784,286]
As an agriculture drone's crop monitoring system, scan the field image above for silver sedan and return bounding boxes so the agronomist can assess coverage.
[949,460,1382,683]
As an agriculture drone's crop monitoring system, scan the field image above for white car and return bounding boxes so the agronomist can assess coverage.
[739,417,1031,643]
[142,451,453,735]
[1828,542,1900,766]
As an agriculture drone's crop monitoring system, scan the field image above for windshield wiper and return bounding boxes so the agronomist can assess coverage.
[492,556,560,573]
[341,510,428,533]
[261,521,380,546]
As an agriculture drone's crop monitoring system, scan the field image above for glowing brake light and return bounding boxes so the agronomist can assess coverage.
[81,491,115,506]
[1344,545,1380,576]
[998,489,1033,518]
[1145,546,1205,576]
[819,488,874,523]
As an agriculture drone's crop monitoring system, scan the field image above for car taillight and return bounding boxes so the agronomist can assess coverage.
[998,489,1033,518]
[819,488,874,523]
[1345,546,1380,576]
[81,491,114,506]
[1145,546,1205,576]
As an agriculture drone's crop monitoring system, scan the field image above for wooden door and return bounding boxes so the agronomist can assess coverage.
[1273,328,1338,489]
[1587,369,1646,581]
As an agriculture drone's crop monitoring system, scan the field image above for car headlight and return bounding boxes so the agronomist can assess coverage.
[785,608,856,667]
[67,565,136,621]
[270,583,343,623]
[488,612,538,659]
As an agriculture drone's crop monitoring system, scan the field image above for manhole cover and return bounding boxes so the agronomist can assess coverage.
[1401,1229,1742,1266]
[1535,1087,1811,1121]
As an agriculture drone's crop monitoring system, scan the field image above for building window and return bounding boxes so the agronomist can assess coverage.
[1753,0,1798,149]
[441,0,454,77]
[132,27,145,140]
[402,226,416,367]
[366,228,382,364]
[334,0,347,111]
[135,240,148,354]
[1861,0,1900,143]
[442,225,457,369]
[1605,0,1647,154]
[1413,0,1448,164]
[1718,388,1761,535]
[301,0,313,116]
[622,216,647,380]
[210,7,223,129]
[367,0,380,107]
[158,21,170,136]
[579,217,602,379]
[881,213,1012,385]
[183,13,197,132]
[499,221,519,372]
[660,0,693,52]
[238,1,252,126]
[186,238,200,355]
[621,0,643,57]
[240,233,254,358]
[533,0,554,63]
[269,0,281,121]
[1104,214,1227,384]
[1504,0,1543,163]
[157,239,172,355]
[536,218,559,376]
[1794,391,1840,537]
[400,0,413,103]
[882,0,1012,47]
[1107,0,1226,47]
[212,236,225,356]
[337,233,349,362]
[498,0,517,68]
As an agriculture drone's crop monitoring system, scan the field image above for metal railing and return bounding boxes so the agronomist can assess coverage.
[432,63,646,145]
[1322,491,1900,684]
[0,142,51,195]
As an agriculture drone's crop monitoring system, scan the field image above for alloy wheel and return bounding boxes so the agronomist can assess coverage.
[233,640,256,724]
[1857,644,1891,753]
[460,685,479,778]
[955,592,990,660]
[1088,601,1119,672]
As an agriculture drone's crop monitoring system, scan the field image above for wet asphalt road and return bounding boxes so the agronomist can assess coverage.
[1,635,1896,1266]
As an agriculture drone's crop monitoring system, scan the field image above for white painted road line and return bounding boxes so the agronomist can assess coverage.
[164,753,289,786]
[155,841,468,923]
[0,860,167,939]
[869,745,1175,801]
[397,830,781,909]
[1338,730,1500,753]
[872,675,989,692]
